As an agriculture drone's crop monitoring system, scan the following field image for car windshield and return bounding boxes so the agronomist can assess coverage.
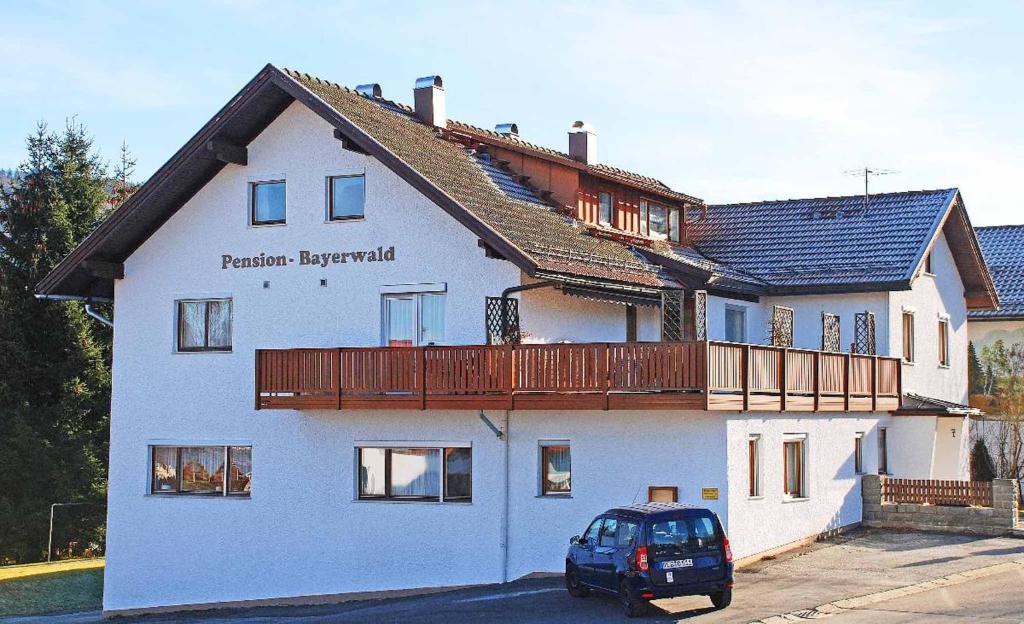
[647,514,720,557]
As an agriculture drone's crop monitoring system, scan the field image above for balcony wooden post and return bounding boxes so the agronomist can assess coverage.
[702,341,711,411]
[779,348,788,411]
[509,343,518,410]
[336,348,344,411]
[419,347,427,410]
[813,351,820,412]
[254,350,262,411]
[843,353,851,411]
[742,344,751,411]
[871,355,878,411]
[896,357,904,409]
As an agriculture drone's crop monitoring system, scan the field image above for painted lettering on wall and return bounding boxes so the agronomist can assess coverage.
[221,246,396,270]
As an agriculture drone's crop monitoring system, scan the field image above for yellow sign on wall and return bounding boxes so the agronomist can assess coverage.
[701,487,719,501]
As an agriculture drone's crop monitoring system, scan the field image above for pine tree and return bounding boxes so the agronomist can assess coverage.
[968,341,985,395]
[0,121,112,563]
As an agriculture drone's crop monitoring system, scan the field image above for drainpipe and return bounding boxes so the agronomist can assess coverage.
[34,294,114,328]
[502,409,511,583]
[500,281,557,343]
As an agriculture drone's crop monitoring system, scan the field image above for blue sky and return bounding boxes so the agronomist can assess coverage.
[3,1,1021,224]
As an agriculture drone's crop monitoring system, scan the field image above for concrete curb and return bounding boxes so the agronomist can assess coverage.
[747,557,1024,624]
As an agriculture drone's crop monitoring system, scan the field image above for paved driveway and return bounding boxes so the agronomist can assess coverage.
[10,529,1024,623]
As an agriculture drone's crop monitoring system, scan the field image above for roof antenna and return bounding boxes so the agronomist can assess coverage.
[844,167,897,213]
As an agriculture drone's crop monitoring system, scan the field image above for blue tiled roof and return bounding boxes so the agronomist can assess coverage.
[691,189,957,291]
[971,225,1024,319]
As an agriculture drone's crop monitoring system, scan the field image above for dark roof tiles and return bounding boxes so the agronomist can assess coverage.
[971,225,1024,319]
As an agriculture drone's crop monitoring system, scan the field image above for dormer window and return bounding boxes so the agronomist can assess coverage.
[251,180,286,225]
[639,199,682,242]
[598,192,613,226]
[649,202,667,238]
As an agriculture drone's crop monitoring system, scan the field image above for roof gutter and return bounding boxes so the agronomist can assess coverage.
[34,293,114,328]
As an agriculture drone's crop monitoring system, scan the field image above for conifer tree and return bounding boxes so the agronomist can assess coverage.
[0,121,113,563]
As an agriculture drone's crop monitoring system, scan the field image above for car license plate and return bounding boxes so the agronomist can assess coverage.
[661,559,693,570]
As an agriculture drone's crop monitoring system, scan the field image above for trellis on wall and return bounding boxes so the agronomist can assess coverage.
[769,305,794,347]
[485,296,520,344]
[661,289,685,341]
[854,311,876,355]
[694,290,708,341]
[822,312,841,352]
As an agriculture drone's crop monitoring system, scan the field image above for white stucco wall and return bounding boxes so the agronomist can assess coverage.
[931,416,970,479]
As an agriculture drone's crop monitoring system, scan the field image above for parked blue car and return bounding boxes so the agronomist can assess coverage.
[565,502,734,617]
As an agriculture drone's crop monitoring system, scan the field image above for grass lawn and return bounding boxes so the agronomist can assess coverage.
[0,559,103,617]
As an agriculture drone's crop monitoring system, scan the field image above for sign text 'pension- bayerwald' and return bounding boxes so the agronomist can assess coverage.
[221,246,396,270]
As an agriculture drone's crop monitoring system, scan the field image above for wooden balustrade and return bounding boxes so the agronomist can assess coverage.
[256,340,902,412]
[881,477,993,507]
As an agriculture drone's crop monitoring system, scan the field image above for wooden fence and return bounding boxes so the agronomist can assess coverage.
[880,477,993,507]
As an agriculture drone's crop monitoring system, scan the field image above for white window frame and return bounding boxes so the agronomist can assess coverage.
[937,315,951,368]
[380,290,447,347]
[598,191,613,226]
[902,310,915,364]
[724,304,748,343]
[782,433,809,501]
[539,440,572,497]
[748,434,762,498]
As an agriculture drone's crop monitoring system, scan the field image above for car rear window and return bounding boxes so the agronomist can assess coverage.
[648,513,721,556]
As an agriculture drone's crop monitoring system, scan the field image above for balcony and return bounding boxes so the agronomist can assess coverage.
[255,341,902,413]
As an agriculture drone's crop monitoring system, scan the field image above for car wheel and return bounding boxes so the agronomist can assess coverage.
[565,565,589,597]
[710,588,732,609]
[619,579,646,618]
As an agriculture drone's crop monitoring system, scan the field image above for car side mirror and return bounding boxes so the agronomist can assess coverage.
[570,535,581,545]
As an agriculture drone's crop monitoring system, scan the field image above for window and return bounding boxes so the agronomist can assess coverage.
[177,299,232,352]
[902,312,915,363]
[822,313,841,352]
[783,436,806,498]
[748,435,761,497]
[383,292,446,346]
[669,208,680,242]
[854,433,864,474]
[541,442,571,495]
[938,318,950,367]
[639,201,650,236]
[924,252,933,274]
[583,518,603,544]
[649,202,667,238]
[598,517,618,547]
[648,486,678,503]
[150,446,251,496]
[616,520,640,548]
[725,305,747,343]
[877,428,889,474]
[251,180,285,225]
[357,446,471,502]
[328,174,365,221]
[598,192,613,225]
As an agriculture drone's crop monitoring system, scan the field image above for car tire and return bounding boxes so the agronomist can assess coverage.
[710,588,732,609]
[619,579,646,618]
[565,565,589,598]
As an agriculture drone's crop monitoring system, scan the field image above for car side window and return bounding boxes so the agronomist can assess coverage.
[617,520,640,548]
[598,517,618,547]
[583,518,603,545]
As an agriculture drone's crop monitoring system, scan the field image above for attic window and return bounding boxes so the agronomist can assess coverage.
[251,180,286,225]
[599,192,613,226]
[924,252,934,275]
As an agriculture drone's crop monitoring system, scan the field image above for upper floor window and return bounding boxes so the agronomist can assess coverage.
[924,252,934,275]
[251,180,285,225]
[383,292,445,347]
[725,305,747,343]
[151,445,251,496]
[639,201,649,236]
[598,192,613,226]
[639,199,682,243]
[328,174,365,221]
[938,317,950,367]
[902,312,915,363]
[177,298,232,352]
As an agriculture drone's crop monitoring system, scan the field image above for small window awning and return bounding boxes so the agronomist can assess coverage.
[895,392,981,416]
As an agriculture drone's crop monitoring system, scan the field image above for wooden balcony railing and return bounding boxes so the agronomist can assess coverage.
[255,341,902,412]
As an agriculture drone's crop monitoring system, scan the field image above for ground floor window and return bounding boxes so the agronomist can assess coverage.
[854,432,864,474]
[748,435,761,497]
[783,436,807,498]
[878,427,889,474]
[357,446,471,502]
[540,441,571,496]
[150,445,251,496]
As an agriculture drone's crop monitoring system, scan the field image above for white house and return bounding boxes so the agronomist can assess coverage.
[37,65,998,615]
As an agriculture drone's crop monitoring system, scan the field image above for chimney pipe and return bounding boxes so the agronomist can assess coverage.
[495,123,518,138]
[568,120,596,165]
[414,75,446,129]
[355,83,382,98]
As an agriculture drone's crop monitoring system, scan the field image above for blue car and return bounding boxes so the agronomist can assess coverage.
[565,502,734,617]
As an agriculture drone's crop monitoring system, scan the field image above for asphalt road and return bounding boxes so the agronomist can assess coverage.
[9,529,1024,623]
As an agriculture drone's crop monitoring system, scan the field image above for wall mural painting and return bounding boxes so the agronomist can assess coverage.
[968,323,1024,492]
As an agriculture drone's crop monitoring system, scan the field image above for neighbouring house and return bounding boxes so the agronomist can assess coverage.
[968,225,1024,484]
[37,65,998,615]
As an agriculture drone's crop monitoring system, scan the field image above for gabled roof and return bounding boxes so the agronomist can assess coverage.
[970,225,1024,320]
[690,189,998,308]
[38,65,684,300]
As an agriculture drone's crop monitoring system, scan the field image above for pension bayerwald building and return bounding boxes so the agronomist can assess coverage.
[38,65,998,615]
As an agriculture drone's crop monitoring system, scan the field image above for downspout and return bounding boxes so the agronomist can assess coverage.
[34,294,114,328]
[500,280,557,342]
[502,409,511,583]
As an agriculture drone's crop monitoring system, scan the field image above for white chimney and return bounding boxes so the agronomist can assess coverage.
[414,75,446,129]
[568,120,597,165]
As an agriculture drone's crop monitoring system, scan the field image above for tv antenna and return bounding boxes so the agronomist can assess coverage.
[844,167,897,212]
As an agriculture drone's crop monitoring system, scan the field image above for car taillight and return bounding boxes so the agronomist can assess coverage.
[635,545,649,572]
[722,536,733,563]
